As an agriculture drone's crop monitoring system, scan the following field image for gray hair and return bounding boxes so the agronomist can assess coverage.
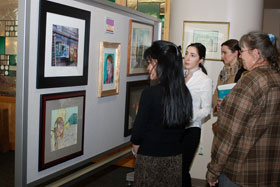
[239,31,280,72]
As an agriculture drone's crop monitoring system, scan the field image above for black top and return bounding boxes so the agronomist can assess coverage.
[130,85,186,157]
[234,67,247,83]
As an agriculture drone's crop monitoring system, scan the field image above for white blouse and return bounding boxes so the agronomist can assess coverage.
[186,68,213,128]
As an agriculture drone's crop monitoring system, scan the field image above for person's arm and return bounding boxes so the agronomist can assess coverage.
[206,82,254,182]
[216,98,223,112]
[192,78,213,122]
[212,71,222,115]
[132,144,139,157]
[130,88,151,146]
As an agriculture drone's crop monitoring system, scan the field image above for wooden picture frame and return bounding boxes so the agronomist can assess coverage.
[39,91,85,171]
[98,42,121,97]
[127,20,154,76]
[37,0,91,88]
[182,21,230,61]
[124,80,150,137]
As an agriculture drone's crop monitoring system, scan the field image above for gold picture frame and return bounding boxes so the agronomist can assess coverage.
[182,21,230,61]
[127,20,154,76]
[98,42,121,97]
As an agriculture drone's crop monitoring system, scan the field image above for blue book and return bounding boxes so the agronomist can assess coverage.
[218,83,236,99]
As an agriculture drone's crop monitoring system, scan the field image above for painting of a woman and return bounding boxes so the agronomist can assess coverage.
[104,54,114,84]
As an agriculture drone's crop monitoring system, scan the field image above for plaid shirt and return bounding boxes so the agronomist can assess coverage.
[207,65,280,187]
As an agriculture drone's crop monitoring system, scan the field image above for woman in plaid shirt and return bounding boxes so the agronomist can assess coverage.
[207,31,280,187]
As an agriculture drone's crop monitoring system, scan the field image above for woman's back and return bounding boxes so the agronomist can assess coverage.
[131,85,186,157]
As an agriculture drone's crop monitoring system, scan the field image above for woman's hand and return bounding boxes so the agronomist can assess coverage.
[208,179,218,186]
[216,98,223,112]
[132,144,140,157]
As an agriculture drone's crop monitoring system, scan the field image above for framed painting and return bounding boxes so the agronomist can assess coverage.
[39,91,85,171]
[37,0,91,88]
[124,80,150,137]
[127,20,154,76]
[182,21,230,61]
[98,42,121,97]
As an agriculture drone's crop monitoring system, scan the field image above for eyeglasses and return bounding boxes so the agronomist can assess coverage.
[239,49,251,54]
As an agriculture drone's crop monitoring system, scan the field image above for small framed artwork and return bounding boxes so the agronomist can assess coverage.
[98,42,121,97]
[124,80,150,137]
[127,20,154,76]
[37,0,91,88]
[39,91,85,171]
[182,21,230,61]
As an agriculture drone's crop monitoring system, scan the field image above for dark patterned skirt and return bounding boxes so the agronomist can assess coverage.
[134,154,182,187]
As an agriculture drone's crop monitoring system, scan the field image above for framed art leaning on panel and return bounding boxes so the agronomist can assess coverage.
[98,42,121,97]
[37,0,91,88]
[182,21,229,61]
[39,91,85,171]
[127,20,154,76]
[124,80,150,137]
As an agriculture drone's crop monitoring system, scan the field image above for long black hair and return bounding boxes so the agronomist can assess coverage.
[144,40,193,128]
[187,43,207,74]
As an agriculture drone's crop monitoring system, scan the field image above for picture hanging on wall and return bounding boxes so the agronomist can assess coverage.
[124,80,150,137]
[182,21,230,61]
[39,91,85,171]
[37,0,91,88]
[98,42,121,97]
[127,20,154,76]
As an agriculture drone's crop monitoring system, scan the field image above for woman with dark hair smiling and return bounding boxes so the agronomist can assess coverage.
[131,40,193,187]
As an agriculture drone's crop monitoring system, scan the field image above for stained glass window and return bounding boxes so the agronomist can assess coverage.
[5,37,17,54]
[0,0,18,96]
[0,36,5,54]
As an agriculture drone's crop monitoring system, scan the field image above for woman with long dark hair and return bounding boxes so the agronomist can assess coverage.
[131,40,193,187]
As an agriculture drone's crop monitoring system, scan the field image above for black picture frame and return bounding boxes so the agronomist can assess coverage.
[124,80,150,137]
[37,0,91,88]
[39,90,86,171]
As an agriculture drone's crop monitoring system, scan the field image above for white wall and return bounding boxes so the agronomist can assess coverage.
[170,0,264,180]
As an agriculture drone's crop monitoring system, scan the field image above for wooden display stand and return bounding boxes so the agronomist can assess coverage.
[0,96,16,150]
[93,144,135,168]
[114,154,135,168]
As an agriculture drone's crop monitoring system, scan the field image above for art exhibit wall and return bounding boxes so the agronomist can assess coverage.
[17,0,161,185]
[169,0,264,180]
